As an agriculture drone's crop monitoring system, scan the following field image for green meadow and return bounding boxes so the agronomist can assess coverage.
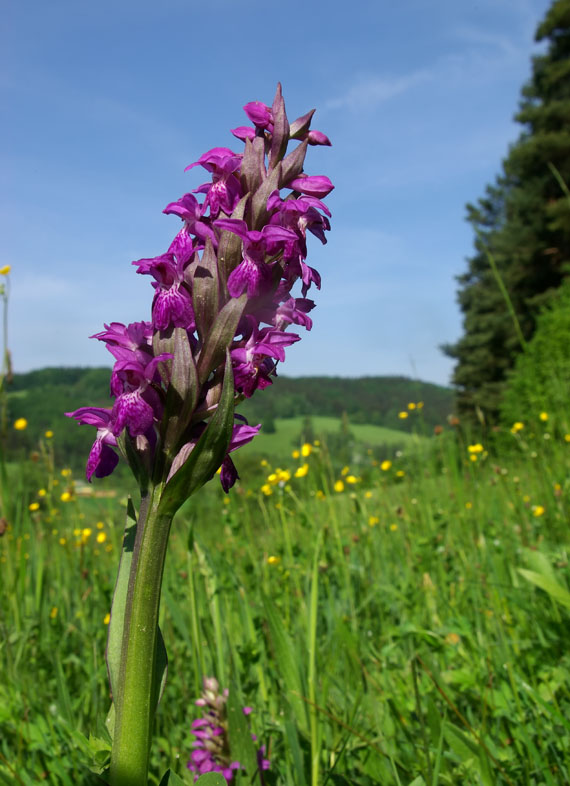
[2,404,570,786]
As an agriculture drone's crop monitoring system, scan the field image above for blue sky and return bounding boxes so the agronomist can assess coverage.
[1,0,551,386]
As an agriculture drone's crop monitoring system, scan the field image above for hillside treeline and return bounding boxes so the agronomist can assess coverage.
[4,367,454,470]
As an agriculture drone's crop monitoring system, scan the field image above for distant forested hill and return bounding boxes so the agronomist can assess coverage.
[5,367,454,468]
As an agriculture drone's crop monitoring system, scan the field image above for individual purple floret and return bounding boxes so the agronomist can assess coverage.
[67,83,332,498]
[187,677,269,783]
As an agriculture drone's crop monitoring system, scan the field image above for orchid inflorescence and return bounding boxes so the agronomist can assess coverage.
[67,84,333,506]
[188,677,270,782]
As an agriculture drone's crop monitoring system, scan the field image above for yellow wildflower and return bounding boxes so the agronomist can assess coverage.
[60,492,72,502]
[417,401,424,409]
[380,460,392,471]
[44,430,54,438]
[0,265,12,275]
[260,459,268,467]
[14,418,27,431]
[291,449,300,459]
[346,474,358,484]
[390,523,398,532]
[50,607,58,620]
[334,480,345,493]
[316,490,325,500]
[294,463,309,478]
[82,528,92,538]
[445,632,460,646]
[301,443,312,457]
[96,532,107,544]
[59,537,66,545]
[28,502,40,512]
[467,443,484,453]
[277,469,291,483]
[539,412,548,422]
[267,555,281,565]
[470,454,478,462]
[565,434,570,443]
[38,488,47,497]
[313,440,320,447]
[260,484,272,496]
[103,613,111,625]
[398,411,408,419]
[532,505,545,517]
[465,501,473,510]
[396,470,405,478]
[364,490,373,499]
[407,402,416,410]
[341,465,350,476]
[267,473,278,484]
[368,515,380,527]
[511,422,524,433]
[96,521,104,529]
[61,468,72,477]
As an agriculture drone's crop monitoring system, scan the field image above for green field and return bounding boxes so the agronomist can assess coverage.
[3,411,570,785]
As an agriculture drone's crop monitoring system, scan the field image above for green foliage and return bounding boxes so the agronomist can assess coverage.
[501,278,570,429]
[444,0,570,422]
[4,393,570,784]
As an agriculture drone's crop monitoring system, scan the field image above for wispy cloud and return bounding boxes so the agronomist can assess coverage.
[325,69,433,112]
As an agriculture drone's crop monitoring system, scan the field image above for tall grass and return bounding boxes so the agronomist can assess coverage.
[2,410,570,785]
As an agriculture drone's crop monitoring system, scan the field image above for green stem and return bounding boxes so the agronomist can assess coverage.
[109,487,172,786]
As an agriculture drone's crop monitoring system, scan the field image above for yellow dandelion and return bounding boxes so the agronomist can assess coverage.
[291,449,300,459]
[103,613,111,625]
[59,537,67,545]
[96,521,104,529]
[407,402,416,410]
[96,532,107,544]
[82,528,92,538]
[267,473,278,484]
[539,412,548,422]
[301,443,312,457]
[532,505,545,517]
[38,488,47,497]
[294,463,309,478]
[511,422,524,433]
[267,555,281,565]
[44,430,54,439]
[73,528,81,536]
[0,265,12,275]
[470,454,478,462]
[14,418,28,431]
[50,606,58,620]
[380,460,392,471]
[277,469,291,483]
[398,411,408,419]
[260,484,272,496]
[390,523,398,532]
[28,502,40,512]
[60,492,72,503]
[334,480,345,493]
[368,515,380,527]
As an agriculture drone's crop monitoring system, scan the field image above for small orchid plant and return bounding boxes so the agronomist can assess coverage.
[68,84,332,786]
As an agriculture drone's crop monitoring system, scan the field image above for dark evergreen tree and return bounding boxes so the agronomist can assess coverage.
[444,0,570,420]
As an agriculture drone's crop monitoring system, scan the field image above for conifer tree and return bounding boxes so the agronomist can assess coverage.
[443,0,570,420]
